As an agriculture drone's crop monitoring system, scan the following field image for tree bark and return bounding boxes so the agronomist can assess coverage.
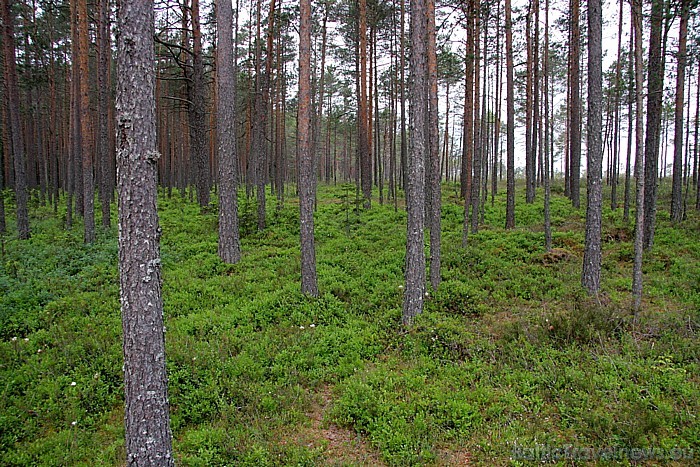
[358,0,371,208]
[190,0,210,209]
[623,15,634,223]
[116,0,174,462]
[582,0,603,294]
[1,0,29,239]
[460,0,475,202]
[427,0,440,290]
[543,0,551,251]
[298,0,318,296]
[403,0,428,325]
[568,0,581,208]
[670,0,689,223]
[504,0,515,229]
[217,0,241,264]
[642,0,666,249]
[631,0,646,312]
[97,0,111,228]
[78,0,95,242]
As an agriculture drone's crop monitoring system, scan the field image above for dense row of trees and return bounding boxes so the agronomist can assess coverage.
[1,0,699,460]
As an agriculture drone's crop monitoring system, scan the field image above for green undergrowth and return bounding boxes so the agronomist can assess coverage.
[0,182,698,465]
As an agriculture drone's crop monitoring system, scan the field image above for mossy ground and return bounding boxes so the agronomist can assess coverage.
[1,181,698,465]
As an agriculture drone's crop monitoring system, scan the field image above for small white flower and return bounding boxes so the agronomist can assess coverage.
[23,338,29,342]
[424,292,430,298]
[11,337,17,342]
[309,324,316,328]
[37,349,42,354]
[71,421,77,426]
[398,285,404,289]
[192,357,197,361]
[299,326,305,330]
[70,381,77,387]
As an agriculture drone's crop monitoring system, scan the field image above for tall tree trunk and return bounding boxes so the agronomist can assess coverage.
[190,0,210,208]
[492,0,501,204]
[358,0,371,208]
[623,15,634,223]
[403,0,428,325]
[504,0,515,229]
[298,0,318,296]
[525,0,538,203]
[671,0,689,223]
[569,0,581,208]
[543,0,551,251]
[1,0,29,239]
[471,1,484,234]
[582,0,603,294]
[399,0,407,191]
[427,0,440,290]
[632,0,645,312]
[97,0,111,228]
[217,0,241,264]
[611,0,624,212]
[0,113,4,233]
[695,60,700,211]
[642,0,666,249]
[460,0,475,201]
[78,0,95,243]
[116,0,174,462]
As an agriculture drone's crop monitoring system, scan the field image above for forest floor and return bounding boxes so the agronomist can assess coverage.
[0,181,698,466]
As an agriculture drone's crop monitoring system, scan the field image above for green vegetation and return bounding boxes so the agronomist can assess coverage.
[1,183,698,465]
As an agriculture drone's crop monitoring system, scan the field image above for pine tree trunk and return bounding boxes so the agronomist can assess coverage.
[504,0,515,229]
[670,0,689,223]
[217,0,241,264]
[190,0,210,209]
[116,0,174,462]
[623,16,634,223]
[569,0,581,208]
[582,0,603,294]
[403,0,428,325]
[298,0,318,296]
[97,0,111,228]
[358,0,371,208]
[642,0,665,249]
[543,0,551,251]
[427,0,440,290]
[460,0,475,202]
[632,0,646,312]
[1,0,29,239]
[78,0,95,243]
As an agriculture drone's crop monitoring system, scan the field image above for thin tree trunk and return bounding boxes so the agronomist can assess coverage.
[543,0,551,251]
[642,0,666,249]
[97,0,111,228]
[623,15,634,223]
[78,0,94,243]
[191,0,210,209]
[1,0,29,239]
[504,0,515,229]
[569,0,581,208]
[671,0,689,223]
[399,0,407,191]
[358,0,371,208]
[460,0,475,202]
[632,0,645,312]
[427,0,440,290]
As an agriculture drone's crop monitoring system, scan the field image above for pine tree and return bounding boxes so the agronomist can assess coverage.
[116,0,174,461]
